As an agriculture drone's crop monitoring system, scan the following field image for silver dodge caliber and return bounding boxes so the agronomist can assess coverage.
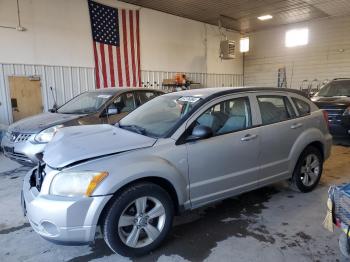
[22,87,332,256]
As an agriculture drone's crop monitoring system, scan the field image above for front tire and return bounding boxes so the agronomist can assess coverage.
[102,182,174,257]
[290,146,323,193]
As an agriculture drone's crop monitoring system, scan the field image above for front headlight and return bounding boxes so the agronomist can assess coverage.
[343,106,350,116]
[50,171,108,197]
[35,124,63,143]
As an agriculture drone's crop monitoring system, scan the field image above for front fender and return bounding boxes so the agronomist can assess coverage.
[66,153,189,208]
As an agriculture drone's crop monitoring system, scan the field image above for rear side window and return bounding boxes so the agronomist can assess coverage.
[257,96,296,125]
[136,91,158,106]
[292,97,311,116]
[114,92,136,113]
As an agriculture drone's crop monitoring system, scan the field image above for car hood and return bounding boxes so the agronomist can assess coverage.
[43,124,157,169]
[312,96,350,107]
[8,113,83,133]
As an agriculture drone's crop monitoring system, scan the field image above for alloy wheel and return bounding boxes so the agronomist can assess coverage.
[300,153,320,186]
[117,196,166,248]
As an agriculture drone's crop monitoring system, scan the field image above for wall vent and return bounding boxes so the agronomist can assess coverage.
[220,40,236,59]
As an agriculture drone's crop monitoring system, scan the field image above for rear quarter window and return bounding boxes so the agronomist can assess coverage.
[292,97,311,116]
[257,95,296,125]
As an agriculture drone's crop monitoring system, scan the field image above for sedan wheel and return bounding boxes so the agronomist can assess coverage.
[300,154,321,187]
[118,196,166,248]
[103,182,174,257]
[291,146,323,193]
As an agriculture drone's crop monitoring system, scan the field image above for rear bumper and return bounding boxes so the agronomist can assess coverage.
[22,169,112,244]
[329,122,350,139]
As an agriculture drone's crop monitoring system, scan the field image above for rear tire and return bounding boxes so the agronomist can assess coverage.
[102,182,174,257]
[290,146,323,193]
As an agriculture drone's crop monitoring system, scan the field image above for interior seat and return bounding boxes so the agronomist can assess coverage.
[197,113,214,128]
[217,100,247,134]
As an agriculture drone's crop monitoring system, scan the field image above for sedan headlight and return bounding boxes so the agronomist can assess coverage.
[50,171,108,197]
[343,106,350,116]
[35,125,63,143]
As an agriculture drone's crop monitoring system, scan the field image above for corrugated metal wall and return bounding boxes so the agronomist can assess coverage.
[141,70,243,89]
[0,64,96,125]
[0,64,243,125]
[244,16,350,90]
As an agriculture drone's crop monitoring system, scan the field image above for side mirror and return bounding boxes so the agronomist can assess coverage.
[186,125,213,142]
[309,92,315,98]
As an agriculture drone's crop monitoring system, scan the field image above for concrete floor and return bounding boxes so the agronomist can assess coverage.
[1,145,350,262]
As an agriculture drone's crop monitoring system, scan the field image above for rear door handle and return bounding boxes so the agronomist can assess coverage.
[291,123,303,129]
[241,134,258,142]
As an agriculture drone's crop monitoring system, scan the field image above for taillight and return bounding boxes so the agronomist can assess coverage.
[323,110,330,129]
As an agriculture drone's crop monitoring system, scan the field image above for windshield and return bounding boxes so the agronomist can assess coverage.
[119,95,202,137]
[57,92,113,114]
[316,80,350,97]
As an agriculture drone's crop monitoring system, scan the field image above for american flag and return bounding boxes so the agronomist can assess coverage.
[88,0,141,88]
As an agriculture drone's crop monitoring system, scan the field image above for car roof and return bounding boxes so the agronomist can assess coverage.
[163,87,308,99]
[88,87,165,95]
[333,78,350,81]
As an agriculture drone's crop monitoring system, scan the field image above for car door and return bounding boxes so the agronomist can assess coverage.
[103,92,137,124]
[255,93,303,187]
[185,94,261,208]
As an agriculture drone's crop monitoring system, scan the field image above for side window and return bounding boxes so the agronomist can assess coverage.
[196,97,252,135]
[112,92,136,113]
[137,91,158,106]
[257,96,296,125]
[292,97,311,116]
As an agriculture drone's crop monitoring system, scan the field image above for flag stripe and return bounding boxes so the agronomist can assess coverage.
[104,44,111,87]
[108,45,115,87]
[136,10,141,87]
[96,42,105,88]
[99,43,107,88]
[112,46,119,87]
[93,42,101,89]
[125,11,133,87]
[129,10,137,87]
[122,10,130,87]
[116,47,123,86]
[118,9,126,87]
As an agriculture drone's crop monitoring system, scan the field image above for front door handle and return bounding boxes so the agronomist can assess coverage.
[291,123,303,129]
[241,134,258,142]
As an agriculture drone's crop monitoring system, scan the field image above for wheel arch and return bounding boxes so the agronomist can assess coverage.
[306,141,324,160]
[97,176,181,227]
[289,139,325,177]
[288,127,329,171]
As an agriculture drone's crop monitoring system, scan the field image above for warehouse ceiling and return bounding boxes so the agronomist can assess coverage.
[120,0,350,32]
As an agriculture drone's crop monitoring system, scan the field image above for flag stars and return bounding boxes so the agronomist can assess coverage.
[89,1,119,46]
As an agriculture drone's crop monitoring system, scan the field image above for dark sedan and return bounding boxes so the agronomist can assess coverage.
[312,78,350,140]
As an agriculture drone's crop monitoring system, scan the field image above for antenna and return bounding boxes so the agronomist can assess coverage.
[50,86,58,112]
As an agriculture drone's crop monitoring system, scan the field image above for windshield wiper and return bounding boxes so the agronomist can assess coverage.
[119,124,147,135]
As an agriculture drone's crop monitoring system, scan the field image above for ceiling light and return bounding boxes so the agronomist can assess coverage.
[258,15,273,21]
